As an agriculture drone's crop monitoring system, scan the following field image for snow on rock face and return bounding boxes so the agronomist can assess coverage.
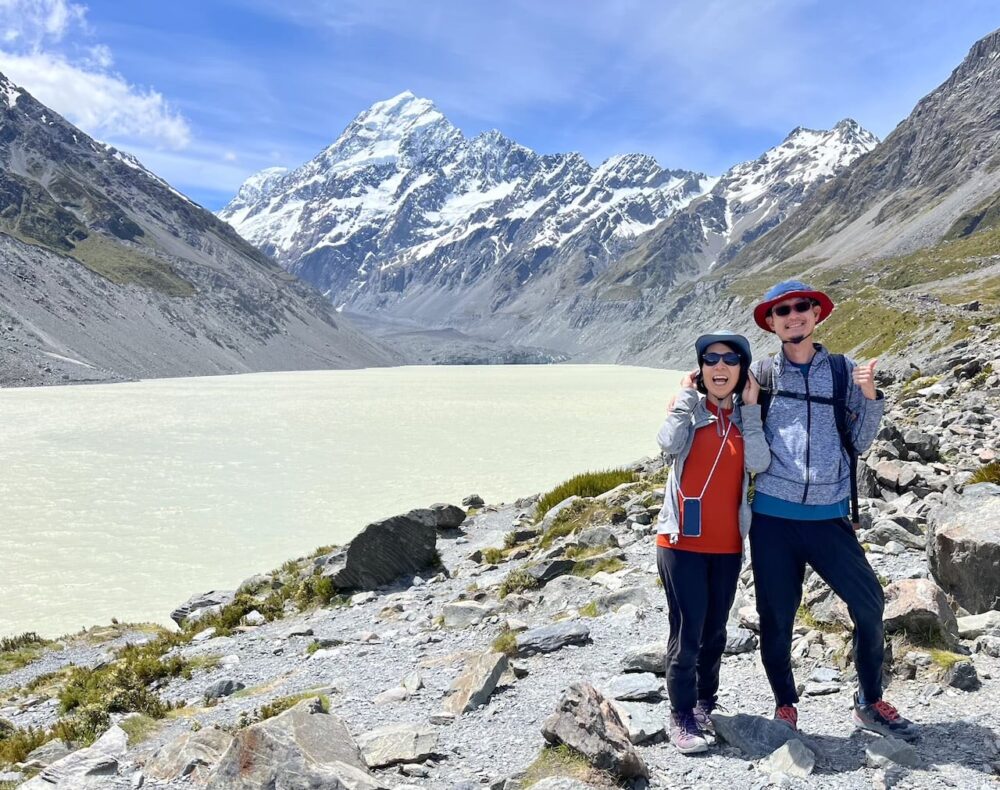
[1,73,21,108]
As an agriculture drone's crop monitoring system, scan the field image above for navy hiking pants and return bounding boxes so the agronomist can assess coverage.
[657,546,742,713]
[749,513,885,706]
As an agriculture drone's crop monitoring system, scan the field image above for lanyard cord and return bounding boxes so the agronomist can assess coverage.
[680,415,733,500]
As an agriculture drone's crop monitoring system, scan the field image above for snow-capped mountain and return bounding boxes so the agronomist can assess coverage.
[220,92,713,309]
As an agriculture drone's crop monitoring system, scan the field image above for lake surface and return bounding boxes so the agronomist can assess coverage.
[0,364,681,638]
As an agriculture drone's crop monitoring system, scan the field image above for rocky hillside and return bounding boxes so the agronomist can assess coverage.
[1,334,997,789]
[0,72,397,388]
[220,95,873,362]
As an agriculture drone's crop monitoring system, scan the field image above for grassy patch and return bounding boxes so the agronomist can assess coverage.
[0,724,50,767]
[119,714,162,745]
[535,469,636,522]
[71,235,195,296]
[258,693,329,723]
[578,601,600,618]
[0,633,52,675]
[969,363,995,388]
[521,744,622,788]
[482,547,505,565]
[796,605,844,634]
[539,500,619,549]
[817,294,926,357]
[929,649,964,671]
[571,557,625,579]
[968,461,1000,485]
[491,630,518,658]
[498,569,541,599]
[900,374,941,399]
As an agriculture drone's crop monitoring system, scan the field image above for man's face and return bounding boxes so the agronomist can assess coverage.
[765,296,821,340]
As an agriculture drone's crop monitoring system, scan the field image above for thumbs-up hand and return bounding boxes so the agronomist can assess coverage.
[852,359,878,400]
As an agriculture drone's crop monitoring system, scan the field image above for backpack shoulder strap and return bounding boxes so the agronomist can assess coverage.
[828,353,860,526]
[758,355,776,424]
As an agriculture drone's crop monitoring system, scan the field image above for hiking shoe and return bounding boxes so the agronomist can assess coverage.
[774,704,798,731]
[669,710,709,754]
[852,694,919,742]
[693,699,717,744]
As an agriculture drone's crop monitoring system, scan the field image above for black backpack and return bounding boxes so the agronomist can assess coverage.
[757,353,860,527]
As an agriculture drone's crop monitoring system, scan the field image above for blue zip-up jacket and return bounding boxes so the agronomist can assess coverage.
[655,389,772,542]
[750,344,884,507]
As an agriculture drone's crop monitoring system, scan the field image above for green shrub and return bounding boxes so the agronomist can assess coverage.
[535,468,636,522]
[491,630,518,657]
[482,547,505,565]
[498,569,541,599]
[118,714,161,745]
[0,633,45,653]
[503,531,518,549]
[968,460,1000,485]
[0,632,51,675]
[0,724,49,766]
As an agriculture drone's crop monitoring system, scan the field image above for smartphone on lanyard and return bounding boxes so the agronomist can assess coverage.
[681,497,702,537]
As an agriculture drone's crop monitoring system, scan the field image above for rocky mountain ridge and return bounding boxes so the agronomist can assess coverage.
[0,71,397,387]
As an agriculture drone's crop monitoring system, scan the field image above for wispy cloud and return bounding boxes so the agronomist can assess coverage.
[0,0,191,149]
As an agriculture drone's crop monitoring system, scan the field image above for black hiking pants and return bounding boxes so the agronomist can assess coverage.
[749,512,885,706]
[657,546,742,713]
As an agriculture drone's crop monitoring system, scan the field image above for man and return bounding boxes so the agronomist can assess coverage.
[748,280,918,741]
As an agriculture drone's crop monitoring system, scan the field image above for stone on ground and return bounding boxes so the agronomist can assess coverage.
[758,739,816,777]
[357,723,439,768]
[442,651,508,716]
[710,713,800,759]
[516,622,591,656]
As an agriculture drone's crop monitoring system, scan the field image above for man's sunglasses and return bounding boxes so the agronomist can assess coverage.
[770,299,816,318]
[701,352,741,366]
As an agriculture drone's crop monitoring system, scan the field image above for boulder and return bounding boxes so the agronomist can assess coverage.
[942,661,980,691]
[204,679,245,700]
[357,724,439,768]
[462,494,484,508]
[621,642,667,674]
[711,713,799,759]
[973,635,1000,658]
[865,737,922,769]
[22,726,128,789]
[145,728,234,782]
[927,484,1000,613]
[516,622,591,656]
[610,701,665,745]
[429,503,467,528]
[902,430,939,462]
[20,739,74,770]
[442,652,508,716]
[317,511,438,591]
[882,579,958,644]
[526,560,577,585]
[593,586,649,614]
[204,699,381,789]
[758,739,815,777]
[957,610,1000,639]
[601,673,663,702]
[540,682,648,779]
[539,496,581,528]
[442,601,493,629]
[170,590,236,627]
[577,526,618,548]
[724,626,758,654]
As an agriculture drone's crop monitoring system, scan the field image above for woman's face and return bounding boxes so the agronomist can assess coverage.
[700,342,741,401]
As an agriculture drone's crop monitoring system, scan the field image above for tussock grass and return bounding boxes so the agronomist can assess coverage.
[578,601,600,618]
[521,744,622,788]
[482,548,505,565]
[119,714,162,745]
[968,460,1000,485]
[491,630,518,658]
[571,557,625,579]
[498,569,541,599]
[535,469,636,522]
[257,693,329,723]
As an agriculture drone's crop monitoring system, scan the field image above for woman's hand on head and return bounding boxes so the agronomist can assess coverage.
[742,370,760,405]
[680,368,699,390]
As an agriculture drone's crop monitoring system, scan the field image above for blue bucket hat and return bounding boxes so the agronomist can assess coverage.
[695,331,752,364]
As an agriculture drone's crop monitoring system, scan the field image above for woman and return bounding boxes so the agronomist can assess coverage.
[655,331,770,754]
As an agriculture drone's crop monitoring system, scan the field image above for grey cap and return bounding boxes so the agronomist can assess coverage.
[695,332,752,364]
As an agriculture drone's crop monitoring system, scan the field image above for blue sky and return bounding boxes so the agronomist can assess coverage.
[1,1,997,210]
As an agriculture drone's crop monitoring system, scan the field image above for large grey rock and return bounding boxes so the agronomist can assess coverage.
[541,682,648,779]
[601,673,663,702]
[516,622,591,656]
[429,503,467,528]
[902,429,939,462]
[145,728,234,783]
[539,496,581,529]
[621,642,667,674]
[882,579,958,644]
[442,601,493,629]
[204,699,382,789]
[711,714,799,759]
[957,610,1000,639]
[577,526,618,548]
[863,521,924,550]
[357,724,439,768]
[525,559,576,584]
[943,660,980,691]
[594,586,649,614]
[23,726,128,788]
[927,484,1000,613]
[724,626,758,654]
[20,739,74,770]
[318,511,438,591]
[758,739,815,777]
[865,736,923,768]
[610,701,665,745]
[973,635,1000,657]
[442,652,508,716]
[204,678,245,700]
[170,590,236,627]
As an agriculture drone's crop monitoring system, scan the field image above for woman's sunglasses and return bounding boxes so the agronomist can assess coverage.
[771,299,816,318]
[701,352,741,366]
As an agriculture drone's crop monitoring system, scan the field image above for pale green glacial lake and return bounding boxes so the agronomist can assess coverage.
[0,364,681,638]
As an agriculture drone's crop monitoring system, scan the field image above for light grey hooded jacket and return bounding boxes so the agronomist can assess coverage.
[655,388,772,543]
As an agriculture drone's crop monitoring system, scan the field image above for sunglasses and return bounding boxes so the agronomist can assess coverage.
[771,299,816,318]
[701,351,741,366]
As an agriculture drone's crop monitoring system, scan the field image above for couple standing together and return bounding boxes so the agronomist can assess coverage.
[655,279,918,755]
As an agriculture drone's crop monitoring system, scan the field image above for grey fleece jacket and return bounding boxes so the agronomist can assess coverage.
[655,388,772,542]
[750,344,884,507]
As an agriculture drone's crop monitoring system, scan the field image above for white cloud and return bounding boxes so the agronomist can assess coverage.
[0,0,191,150]
[0,0,86,47]
[0,49,191,148]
